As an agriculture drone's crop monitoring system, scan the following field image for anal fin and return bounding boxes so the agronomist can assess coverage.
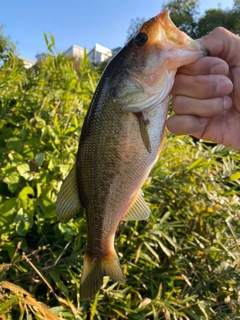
[123,190,150,221]
[56,164,82,222]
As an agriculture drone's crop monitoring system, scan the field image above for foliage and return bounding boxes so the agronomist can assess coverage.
[0,33,240,320]
[199,8,240,37]
[163,0,200,38]
[127,1,240,48]
[234,0,240,10]
[161,0,240,38]
[0,27,17,65]
[126,17,146,42]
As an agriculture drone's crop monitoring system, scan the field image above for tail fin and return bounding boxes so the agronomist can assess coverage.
[80,252,125,300]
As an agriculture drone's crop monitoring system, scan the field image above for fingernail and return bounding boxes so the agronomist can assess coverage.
[217,78,233,96]
[223,96,232,111]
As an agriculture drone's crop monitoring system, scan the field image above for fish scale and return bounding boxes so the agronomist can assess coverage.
[56,9,207,300]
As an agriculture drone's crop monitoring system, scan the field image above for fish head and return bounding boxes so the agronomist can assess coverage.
[110,9,207,112]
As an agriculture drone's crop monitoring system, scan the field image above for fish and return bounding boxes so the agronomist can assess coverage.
[56,9,207,300]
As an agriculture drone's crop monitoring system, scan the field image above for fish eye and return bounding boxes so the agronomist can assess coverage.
[134,32,148,46]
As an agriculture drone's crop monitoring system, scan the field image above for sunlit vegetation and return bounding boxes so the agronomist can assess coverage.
[0,28,240,320]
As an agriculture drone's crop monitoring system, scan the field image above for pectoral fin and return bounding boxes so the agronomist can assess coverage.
[123,190,150,221]
[56,164,82,222]
[137,112,151,153]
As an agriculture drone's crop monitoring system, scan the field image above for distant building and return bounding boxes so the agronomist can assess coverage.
[19,43,121,69]
[65,45,87,60]
[111,47,121,57]
[18,56,36,69]
[88,43,113,65]
[65,43,116,65]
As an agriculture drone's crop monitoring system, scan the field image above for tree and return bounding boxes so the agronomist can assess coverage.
[126,1,240,44]
[163,0,200,38]
[233,0,240,10]
[126,17,145,42]
[126,0,200,41]
[197,8,228,37]
[0,27,17,65]
[197,7,240,37]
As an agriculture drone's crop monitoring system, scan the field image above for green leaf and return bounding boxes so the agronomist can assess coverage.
[187,158,207,171]
[34,152,45,167]
[13,208,33,236]
[6,138,23,152]
[0,198,18,216]
[17,163,30,177]
[58,222,78,241]
[19,186,35,200]
[0,295,18,313]
[4,171,19,184]
[59,164,71,177]
[229,171,240,181]
[112,309,128,319]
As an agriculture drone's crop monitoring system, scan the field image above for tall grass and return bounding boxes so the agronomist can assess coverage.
[0,33,239,319]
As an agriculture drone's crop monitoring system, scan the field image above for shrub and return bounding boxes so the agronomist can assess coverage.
[0,34,239,319]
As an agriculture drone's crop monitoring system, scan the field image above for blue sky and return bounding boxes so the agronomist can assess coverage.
[1,0,233,60]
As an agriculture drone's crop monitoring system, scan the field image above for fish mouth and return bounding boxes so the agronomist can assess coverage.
[200,44,209,56]
[156,9,208,56]
[183,38,208,57]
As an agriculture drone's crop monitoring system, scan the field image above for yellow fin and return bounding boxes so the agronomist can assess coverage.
[80,252,125,300]
[137,112,151,153]
[123,190,150,221]
[56,165,82,222]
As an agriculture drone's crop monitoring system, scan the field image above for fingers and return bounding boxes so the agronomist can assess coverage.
[199,28,240,115]
[166,114,209,136]
[170,55,233,98]
[171,73,233,98]
[172,95,232,117]
[167,27,240,150]
[166,109,240,150]
[177,56,229,76]
[198,27,240,65]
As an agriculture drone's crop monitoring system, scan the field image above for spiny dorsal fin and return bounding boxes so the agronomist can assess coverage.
[56,164,82,222]
[123,190,150,221]
[137,112,151,153]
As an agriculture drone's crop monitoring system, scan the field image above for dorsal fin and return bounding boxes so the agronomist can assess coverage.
[123,190,150,221]
[56,164,83,222]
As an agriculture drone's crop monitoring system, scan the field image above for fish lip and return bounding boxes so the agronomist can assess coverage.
[190,40,208,56]
[181,36,209,56]
[201,45,209,56]
[192,42,209,57]
[156,8,169,21]
[155,9,208,57]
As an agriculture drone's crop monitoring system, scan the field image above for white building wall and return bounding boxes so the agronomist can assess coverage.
[65,45,87,59]
[20,43,116,68]
[88,43,113,64]
[18,56,36,68]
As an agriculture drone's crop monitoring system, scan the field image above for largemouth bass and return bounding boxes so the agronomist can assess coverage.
[56,9,207,300]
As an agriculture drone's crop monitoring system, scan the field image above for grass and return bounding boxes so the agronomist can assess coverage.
[0,33,240,319]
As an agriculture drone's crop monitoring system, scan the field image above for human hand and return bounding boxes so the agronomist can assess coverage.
[167,27,240,150]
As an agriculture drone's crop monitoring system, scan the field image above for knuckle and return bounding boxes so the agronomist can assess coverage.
[172,95,185,113]
[195,75,216,96]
